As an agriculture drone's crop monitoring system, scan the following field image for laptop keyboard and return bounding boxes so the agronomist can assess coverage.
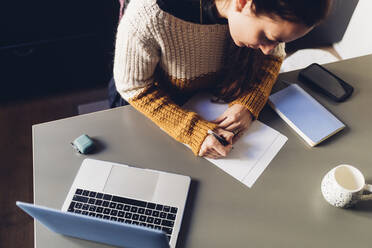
[67,188,177,241]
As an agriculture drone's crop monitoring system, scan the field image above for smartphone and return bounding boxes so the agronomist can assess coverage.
[298,63,353,102]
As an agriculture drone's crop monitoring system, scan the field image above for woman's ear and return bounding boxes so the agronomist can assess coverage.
[236,0,252,12]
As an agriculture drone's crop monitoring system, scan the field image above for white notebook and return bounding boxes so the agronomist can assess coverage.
[183,93,287,188]
[269,84,345,147]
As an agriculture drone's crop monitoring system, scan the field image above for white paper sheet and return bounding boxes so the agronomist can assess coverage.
[183,93,288,188]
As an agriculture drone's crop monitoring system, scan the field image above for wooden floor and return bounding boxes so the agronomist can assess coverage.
[0,86,108,248]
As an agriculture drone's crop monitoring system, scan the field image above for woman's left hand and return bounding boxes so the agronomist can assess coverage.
[213,104,253,144]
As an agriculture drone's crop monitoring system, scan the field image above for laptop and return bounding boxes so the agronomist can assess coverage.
[17,158,191,248]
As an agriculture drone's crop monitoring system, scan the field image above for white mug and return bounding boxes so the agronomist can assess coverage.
[321,164,372,208]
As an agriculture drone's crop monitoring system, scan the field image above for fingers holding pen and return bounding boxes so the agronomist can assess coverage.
[214,128,234,145]
[199,128,233,159]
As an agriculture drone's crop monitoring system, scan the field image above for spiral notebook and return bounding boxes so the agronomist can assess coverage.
[269,84,345,147]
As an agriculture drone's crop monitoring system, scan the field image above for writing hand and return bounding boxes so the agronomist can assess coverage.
[199,128,234,159]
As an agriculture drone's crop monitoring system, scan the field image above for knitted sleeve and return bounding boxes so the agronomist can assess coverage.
[229,43,285,118]
[113,17,217,156]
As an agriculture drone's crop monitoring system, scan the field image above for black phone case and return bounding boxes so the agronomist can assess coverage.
[298,63,354,102]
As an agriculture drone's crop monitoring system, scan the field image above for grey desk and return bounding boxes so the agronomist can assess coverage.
[33,55,372,248]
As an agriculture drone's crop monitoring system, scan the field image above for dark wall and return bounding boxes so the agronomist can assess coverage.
[0,1,120,102]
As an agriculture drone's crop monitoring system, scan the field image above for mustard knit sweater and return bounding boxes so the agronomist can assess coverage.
[113,0,285,155]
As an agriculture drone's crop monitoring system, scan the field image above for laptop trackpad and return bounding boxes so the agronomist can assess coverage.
[103,166,159,201]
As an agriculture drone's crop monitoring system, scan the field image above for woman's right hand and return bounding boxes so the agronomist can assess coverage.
[198,128,234,159]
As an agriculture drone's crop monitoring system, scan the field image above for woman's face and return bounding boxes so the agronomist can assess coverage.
[225,0,313,54]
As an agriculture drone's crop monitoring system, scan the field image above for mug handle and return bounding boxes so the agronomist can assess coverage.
[360,184,372,201]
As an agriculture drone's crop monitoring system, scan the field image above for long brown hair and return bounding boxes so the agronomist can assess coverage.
[212,39,276,103]
[251,0,333,27]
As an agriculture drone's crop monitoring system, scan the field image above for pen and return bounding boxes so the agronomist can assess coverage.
[207,130,229,146]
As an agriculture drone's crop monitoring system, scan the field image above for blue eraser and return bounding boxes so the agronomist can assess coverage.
[71,134,95,154]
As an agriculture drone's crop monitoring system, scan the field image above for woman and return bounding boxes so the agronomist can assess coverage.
[111,0,332,158]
